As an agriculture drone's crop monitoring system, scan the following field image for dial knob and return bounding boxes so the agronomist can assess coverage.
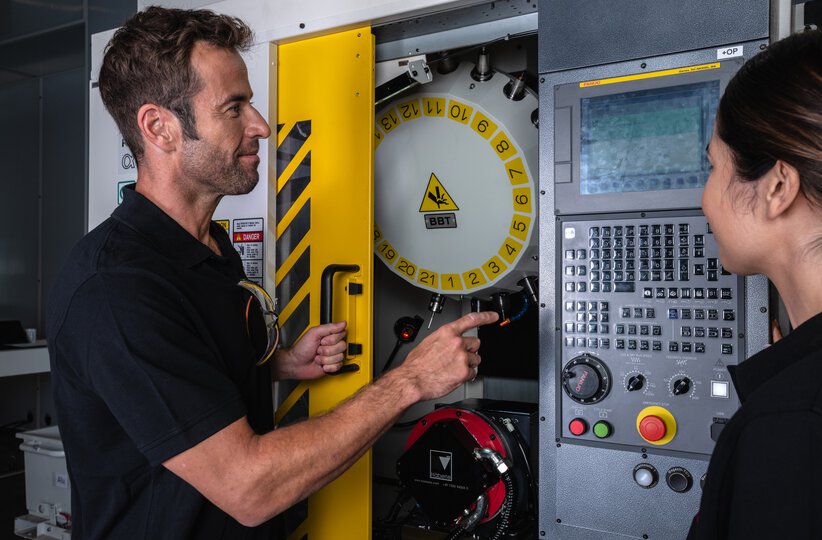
[626,374,645,392]
[672,377,692,396]
[562,355,611,404]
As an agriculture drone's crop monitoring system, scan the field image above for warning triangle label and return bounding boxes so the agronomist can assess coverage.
[419,172,459,212]
[439,456,451,469]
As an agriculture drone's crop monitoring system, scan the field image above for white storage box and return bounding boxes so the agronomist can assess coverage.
[14,426,71,539]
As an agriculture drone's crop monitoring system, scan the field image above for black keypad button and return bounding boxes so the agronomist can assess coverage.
[591,282,601,292]
[640,341,649,351]
[616,339,625,350]
[587,338,598,348]
[590,227,600,238]
[652,326,662,336]
[707,258,718,270]
[694,247,705,258]
[653,341,662,351]
[602,282,612,292]
[627,325,637,335]
[679,224,690,234]
[681,308,692,319]
[695,327,706,338]
[652,271,662,281]
[721,344,733,355]
[576,249,587,260]
[707,288,718,299]
[694,289,705,299]
[600,339,610,349]
[681,289,692,299]
[694,234,704,246]
[640,225,649,236]
[640,325,649,336]
[633,308,644,318]
[565,250,575,259]
[652,225,661,235]
[599,302,609,311]
[707,270,718,281]
[645,308,655,318]
[669,342,679,352]
[643,288,653,298]
[721,327,733,339]
[628,340,637,350]
[616,324,625,334]
[721,288,733,300]
[694,264,705,276]
[600,324,609,334]
[708,328,719,338]
[722,310,735,321]
[565,323,575,333]
[668,288,679,299]
[601,313,610,323]
[681,327,692,337]
[708,309,719,321]
[682,342,693,353]
[695,343,705,354]
[656,288,665,299]
[614,282,635,292]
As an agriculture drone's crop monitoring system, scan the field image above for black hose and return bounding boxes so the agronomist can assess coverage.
[489,473,515,540]
[444,525,466,540]
[381,339,403,373]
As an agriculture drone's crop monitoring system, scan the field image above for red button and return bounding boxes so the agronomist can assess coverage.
[639,415,666,441]
[569,418,588,436]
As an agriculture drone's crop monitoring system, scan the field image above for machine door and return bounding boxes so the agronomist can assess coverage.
[273,27,375,540]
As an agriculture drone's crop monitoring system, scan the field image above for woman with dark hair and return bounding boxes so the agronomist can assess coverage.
[688,29,822,539]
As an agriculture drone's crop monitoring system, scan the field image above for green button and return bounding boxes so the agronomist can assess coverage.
[593,421,612,439]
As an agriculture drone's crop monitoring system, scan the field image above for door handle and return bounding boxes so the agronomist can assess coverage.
[320,264,361,375]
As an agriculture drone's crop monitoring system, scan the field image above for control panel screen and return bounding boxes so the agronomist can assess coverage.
[579,81,719,195]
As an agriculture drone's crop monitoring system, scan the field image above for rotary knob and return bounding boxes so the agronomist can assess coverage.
[672,377,692,396]
[562,355,611,404]
[626,374,645,392]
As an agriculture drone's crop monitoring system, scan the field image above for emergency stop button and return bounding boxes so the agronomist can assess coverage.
[639,415,666,441]
[636,406,677,445]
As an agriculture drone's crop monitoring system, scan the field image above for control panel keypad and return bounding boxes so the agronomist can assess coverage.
[560,216,743,456]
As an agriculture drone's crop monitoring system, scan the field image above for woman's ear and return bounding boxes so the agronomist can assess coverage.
[762,160,801,220]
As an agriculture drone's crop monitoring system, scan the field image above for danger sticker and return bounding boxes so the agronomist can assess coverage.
[234,231,263,242]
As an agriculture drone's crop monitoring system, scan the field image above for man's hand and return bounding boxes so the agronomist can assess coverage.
[393,311,499,402]
[272,321,347,380]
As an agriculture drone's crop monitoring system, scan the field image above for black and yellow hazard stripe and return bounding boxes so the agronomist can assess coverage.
[273,27,375,540]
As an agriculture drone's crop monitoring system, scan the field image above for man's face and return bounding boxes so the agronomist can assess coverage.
[181,42,271,196]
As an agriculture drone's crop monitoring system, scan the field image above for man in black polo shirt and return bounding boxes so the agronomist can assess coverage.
[46,7,498,539]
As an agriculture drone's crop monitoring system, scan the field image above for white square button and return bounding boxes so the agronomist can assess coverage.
[711,380,729,398]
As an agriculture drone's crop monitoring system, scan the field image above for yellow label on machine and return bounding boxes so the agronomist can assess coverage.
[419,172,459,212]
[580,62,722,88]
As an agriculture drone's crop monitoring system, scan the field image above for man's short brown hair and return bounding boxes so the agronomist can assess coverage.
[99,6,253,162]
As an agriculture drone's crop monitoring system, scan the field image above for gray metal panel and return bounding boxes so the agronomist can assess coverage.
[539,41,771,539]
[0,78,41,329]
[537,73,559,540]
[42,68,86,337]
[375,0,537,61]
[539,0,769,73]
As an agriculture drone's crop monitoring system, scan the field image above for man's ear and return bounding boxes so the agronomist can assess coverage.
[136,103,179,154]
[763,159,802,219]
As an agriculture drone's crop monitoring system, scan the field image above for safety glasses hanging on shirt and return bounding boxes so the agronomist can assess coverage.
[237,280,281,366]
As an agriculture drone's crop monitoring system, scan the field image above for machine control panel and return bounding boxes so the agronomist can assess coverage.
[558,213,742,455]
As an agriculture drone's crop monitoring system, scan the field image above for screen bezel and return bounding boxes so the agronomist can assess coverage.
[554,59,743,215]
